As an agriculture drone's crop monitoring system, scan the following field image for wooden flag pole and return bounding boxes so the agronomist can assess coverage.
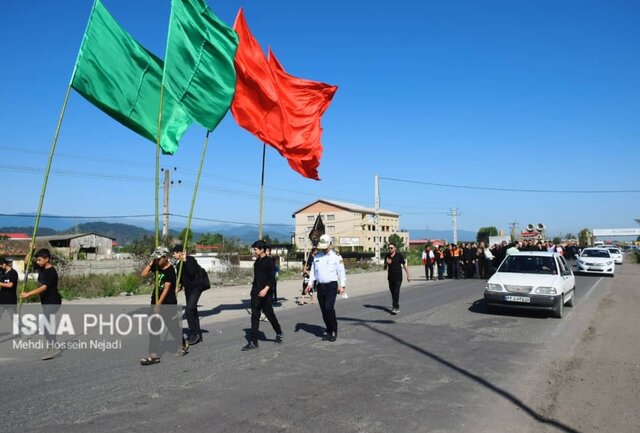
[18,84,73,312]
[258,143,266,239]
[176,130,210,291]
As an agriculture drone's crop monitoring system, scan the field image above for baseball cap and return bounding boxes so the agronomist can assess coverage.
[171,244,185,253]
[317,234,332,249]
[151,247,170,259]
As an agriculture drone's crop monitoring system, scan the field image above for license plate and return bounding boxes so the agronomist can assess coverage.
[504,295,530,303]
[588,267,602,271]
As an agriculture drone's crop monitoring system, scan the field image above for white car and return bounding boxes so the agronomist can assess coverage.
[484,252,576,318]
[576,248,615,277]
[599,247,623,265]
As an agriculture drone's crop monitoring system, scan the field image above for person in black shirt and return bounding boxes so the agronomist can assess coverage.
[0,258,18,324]
[140,247,186,365]
[19,248,62,360]
[172,244,204,345]
[242,240,283,351]
[383,243,411,315]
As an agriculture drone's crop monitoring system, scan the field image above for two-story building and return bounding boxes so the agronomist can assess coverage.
[292,199,409,252]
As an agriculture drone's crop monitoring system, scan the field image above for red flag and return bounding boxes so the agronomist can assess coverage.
[268,48,337,179]
[231,9,286,152]
[231,9,337,180]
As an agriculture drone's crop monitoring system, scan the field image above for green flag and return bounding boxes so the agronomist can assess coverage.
[71,0,192,154]
[163,0,239,131]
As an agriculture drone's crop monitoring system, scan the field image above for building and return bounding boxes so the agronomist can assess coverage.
[292,199,409,252]
[35,233,116,259]
[0,239,53,277]
[0,233,30,240]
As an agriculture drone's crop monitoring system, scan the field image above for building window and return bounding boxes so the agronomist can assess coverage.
[327,214,335,221]
[307,215,314,222]
[327,226,335,233]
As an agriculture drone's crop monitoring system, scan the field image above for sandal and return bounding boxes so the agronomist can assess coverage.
[140,355,160,366]
[176,341,190,357]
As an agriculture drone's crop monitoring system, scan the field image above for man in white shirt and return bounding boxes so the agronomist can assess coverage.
[306,235,346,342]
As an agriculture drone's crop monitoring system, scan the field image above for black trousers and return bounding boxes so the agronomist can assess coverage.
[465,261,475,279]
[388,279,402,309]
[451,259,460,279]
[250,293,281,343]
[148,305,183,355]
[437,263,445,279]
[316,282,338,335]
[425,263,434,280]
[184,287,202,335]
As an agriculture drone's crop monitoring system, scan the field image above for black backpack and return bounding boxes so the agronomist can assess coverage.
[199,266,211,291]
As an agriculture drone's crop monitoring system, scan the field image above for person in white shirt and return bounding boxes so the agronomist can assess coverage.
[421,246,435,281]
[305,235,346,342]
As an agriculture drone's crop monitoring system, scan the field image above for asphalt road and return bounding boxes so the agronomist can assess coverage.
[1,273,613,433]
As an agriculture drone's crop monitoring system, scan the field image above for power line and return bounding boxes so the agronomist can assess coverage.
[380,176,640,194]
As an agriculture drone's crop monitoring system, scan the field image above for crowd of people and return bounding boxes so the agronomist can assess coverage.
[420,240,582,281]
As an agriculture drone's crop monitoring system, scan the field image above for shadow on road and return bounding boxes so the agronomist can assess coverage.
[468,299,552,320]
[293,323,325,337]
[198,299,252,318]
[353,318,580,433]
[362,304,392,314]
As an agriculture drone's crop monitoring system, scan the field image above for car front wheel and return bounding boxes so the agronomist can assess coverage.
[566,288,575,307]
[553,295,564,319]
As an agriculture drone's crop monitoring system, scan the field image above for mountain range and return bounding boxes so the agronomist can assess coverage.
[0,219,477,245]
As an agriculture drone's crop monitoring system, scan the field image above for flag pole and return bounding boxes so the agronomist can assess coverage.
[258,143,266,239]
[176,130,211,291]
[153,85,166,304]
[18,84,73,311]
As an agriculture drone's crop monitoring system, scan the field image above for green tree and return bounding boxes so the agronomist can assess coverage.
[120,235,156,260]
[387,233,405,250]
[477,226,499,244]
[565,233,576,240]
[552,236,562,245]
[578,228,591,246]
[198,232,224,246]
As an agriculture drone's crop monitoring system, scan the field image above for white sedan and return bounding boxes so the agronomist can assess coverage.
[576,248,615,277]
[599,247,623,265]
[484,252,576,318]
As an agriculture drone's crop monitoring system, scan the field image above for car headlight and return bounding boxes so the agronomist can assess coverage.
[535,286,557,295]
[485,283,504,292]
[606,261,613,265]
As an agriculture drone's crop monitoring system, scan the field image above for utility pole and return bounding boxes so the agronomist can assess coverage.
[162,167,180,240]
[509,222,519,241]
[163,169,170,239]
[448,208,461,244]
[374,174,381,263]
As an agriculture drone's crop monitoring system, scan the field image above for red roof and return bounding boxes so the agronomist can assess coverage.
[0,233,30,239]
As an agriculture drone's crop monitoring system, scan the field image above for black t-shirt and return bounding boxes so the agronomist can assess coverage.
[0,268,18,305]
[38,266,62,305]
[252,256,275,297]
[385,253,405,281]
[150,264,177,305]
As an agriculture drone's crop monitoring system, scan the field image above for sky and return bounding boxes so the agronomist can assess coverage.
[1,0,639,239]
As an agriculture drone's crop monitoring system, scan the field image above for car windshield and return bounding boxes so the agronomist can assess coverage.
[582,249,610,258]
[498,255,558,275]
[607,248,620,254]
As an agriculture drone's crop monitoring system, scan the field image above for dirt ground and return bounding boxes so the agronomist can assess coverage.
[537,259,640,432]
